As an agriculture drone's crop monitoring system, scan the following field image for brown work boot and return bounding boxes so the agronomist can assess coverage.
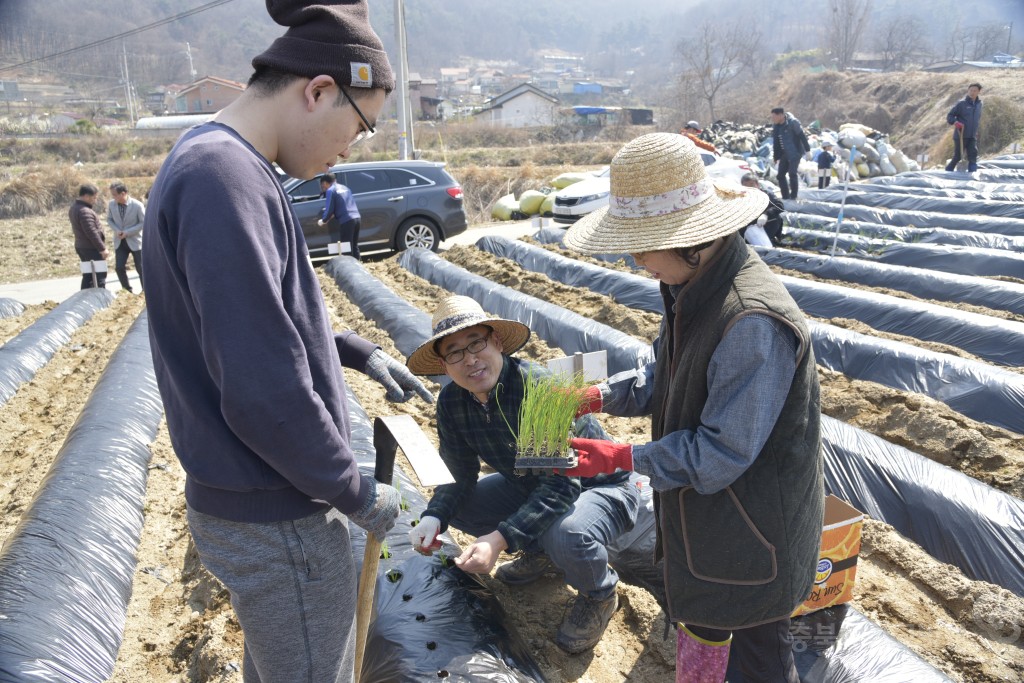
[556,592,619,654]
[495,552,558,585]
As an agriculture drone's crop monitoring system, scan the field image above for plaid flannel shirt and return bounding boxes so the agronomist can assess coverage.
[424,356,621,552]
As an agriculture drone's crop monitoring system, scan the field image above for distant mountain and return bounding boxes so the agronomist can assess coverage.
[0,0,1019,93]
[0,0,697,87]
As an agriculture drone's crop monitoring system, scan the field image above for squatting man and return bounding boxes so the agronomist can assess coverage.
[406,295,641,654]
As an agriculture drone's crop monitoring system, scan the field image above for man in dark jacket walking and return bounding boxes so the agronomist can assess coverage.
[771,107,810,200]
[69,184,108,289]
[945,83,983,173]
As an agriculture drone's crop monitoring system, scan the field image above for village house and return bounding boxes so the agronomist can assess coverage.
[173,76,245,114]
[474,82,559,128]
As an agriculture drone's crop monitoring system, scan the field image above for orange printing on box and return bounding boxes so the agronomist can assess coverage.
[792,495,865,617]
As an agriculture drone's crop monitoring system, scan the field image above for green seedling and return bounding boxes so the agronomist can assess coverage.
[380,540,392,560]
[501,367,587,474]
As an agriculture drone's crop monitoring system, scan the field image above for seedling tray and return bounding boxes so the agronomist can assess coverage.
[514,449,578,476]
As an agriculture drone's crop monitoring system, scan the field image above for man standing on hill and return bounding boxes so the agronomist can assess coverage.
[106,181,145,293]
[771,107,810,200]
[945,83,983,173]
[69,183,108,289]
[142,2,432,680]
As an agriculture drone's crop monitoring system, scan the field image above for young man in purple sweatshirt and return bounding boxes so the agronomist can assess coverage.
[142,2,431,680]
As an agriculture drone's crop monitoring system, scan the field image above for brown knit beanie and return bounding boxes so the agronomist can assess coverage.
[252,0,394,92]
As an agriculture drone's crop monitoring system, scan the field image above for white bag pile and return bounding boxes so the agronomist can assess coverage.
[832,122,919,180]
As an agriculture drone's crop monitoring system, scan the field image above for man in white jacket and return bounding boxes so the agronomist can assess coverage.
[106,181,145,292]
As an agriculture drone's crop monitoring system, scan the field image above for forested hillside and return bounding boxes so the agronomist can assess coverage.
[1,0,1019,91]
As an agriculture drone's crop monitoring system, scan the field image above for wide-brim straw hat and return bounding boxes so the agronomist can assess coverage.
[407,295,531,375]
[564,133,769,255]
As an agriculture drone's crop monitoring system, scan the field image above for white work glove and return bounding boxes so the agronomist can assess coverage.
[756,214,768,227]
[317,219,325,227]
[409,515,442,555]
[348,478,401,542]
[364,349,434,403]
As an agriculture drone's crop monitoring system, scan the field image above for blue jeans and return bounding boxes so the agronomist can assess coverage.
[449,473,640,600]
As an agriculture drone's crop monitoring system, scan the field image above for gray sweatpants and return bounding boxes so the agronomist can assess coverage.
[187,505,357,683]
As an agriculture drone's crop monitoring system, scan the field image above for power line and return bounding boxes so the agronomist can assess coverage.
[0,0,239,74]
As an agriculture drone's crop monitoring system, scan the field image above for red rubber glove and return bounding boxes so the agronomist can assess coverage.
[564,437,633,478]
[954,121,964,131]
[575,385,603,418]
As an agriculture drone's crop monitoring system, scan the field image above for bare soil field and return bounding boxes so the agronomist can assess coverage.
[3,66,1024,675]
[4,232,1022,682]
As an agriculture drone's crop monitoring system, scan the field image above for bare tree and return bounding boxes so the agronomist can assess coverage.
[948,21,1009,62]
[948,21,970,63]
[874,15,927,71]
[677,20,761,123]
[827,0,873,71]
[966,23,1010,60]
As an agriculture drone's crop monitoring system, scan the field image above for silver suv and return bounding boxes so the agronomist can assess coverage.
[283,160,467,258]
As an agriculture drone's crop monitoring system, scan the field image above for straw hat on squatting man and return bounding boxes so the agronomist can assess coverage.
[406,295,530,376]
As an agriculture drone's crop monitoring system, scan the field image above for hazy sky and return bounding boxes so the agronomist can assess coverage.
[1,0,1021,84]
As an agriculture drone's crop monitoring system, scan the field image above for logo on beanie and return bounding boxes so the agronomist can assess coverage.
[351,63,372,88]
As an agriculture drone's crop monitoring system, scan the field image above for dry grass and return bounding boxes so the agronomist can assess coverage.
[0,167,94,219]
[5,68,1022,281]
[455,163,575,224]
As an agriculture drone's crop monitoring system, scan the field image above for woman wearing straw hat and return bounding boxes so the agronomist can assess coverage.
[560,133,824,682]
[406,295,641,654]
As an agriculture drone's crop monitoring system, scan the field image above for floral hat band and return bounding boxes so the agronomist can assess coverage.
[607,177,715,219]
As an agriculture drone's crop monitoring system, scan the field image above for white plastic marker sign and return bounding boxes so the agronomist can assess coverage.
[546,350,608,382]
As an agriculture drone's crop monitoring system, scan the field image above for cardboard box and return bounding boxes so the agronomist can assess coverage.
[792,495,864,617]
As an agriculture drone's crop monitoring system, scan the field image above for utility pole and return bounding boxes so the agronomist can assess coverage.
[394,0,414,159]
[122,41,136,127]
[186,42,198,81]
[1008,22,1014,54]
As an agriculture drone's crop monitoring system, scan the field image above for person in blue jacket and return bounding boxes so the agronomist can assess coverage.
[945,83,983,173]
[318,172,362,259]
[816,140,835,189]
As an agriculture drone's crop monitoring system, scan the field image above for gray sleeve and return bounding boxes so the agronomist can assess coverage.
[630,313,799,493]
